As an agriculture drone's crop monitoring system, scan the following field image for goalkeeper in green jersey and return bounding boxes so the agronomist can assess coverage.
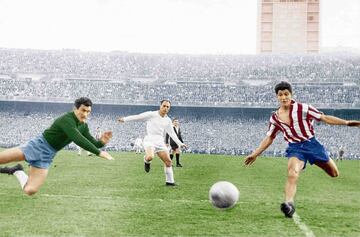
[0,97,113,196]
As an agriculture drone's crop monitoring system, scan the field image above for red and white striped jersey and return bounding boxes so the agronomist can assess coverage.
[266,100,323,143]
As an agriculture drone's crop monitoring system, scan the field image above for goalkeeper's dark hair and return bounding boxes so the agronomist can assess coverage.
[74,97,93,109]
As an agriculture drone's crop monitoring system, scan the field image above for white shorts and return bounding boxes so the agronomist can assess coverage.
[143,135,168,153]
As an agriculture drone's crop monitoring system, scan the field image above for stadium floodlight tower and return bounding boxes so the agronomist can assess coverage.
[257,0,320,53]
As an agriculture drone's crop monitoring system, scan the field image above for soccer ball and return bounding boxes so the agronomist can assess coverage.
[209,181,239,209]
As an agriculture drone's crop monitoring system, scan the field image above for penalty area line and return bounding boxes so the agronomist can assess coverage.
[292,212,315,237]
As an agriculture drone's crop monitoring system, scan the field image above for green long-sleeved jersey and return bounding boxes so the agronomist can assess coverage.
[43,112,104,155]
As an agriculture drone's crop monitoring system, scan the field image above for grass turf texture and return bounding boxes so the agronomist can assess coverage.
[1,150,359,237]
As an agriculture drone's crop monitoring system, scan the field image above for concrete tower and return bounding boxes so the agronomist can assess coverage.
[257,0,320,53]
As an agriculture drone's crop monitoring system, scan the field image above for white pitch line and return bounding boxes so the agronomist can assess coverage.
[292,212,315,237]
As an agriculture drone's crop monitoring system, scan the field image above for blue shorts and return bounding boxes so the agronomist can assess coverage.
[285,137,329,169]
[20,135,57,169]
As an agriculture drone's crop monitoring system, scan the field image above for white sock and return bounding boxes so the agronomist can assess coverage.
[14,170,28,189]
[164,166,174,183]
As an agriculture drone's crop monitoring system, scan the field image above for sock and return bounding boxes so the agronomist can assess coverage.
[164,166,174,183]
[14,170,28,189]
[176,153,180,164]
[170,154,174,160]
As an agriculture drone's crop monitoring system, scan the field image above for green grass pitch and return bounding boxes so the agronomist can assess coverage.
[1,151,359,236]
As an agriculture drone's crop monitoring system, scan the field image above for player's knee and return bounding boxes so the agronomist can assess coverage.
[145,155,153,161]
[164,160,172,167]
[287,168,300,180]
[330,169,339,178]
[23,185,38,196]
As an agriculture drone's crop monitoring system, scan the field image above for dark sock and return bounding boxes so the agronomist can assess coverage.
[176,154,180,164]
[170,154,174,160]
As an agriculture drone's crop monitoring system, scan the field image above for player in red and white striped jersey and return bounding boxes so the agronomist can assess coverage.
[244,81,360,218]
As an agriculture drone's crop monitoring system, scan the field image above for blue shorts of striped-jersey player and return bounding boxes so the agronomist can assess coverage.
[285,137,329,169]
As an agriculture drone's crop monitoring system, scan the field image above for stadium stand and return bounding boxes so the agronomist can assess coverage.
[0,48,359,157]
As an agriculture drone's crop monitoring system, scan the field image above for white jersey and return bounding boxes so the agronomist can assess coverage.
[123,111,184,147]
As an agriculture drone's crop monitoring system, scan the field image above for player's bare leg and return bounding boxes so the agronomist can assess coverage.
[281,157,304,217]
[0,147,25,164]
[315,158,339,177]
[285,157,304,202]
[157,151,175,186]
[0,148,26,178]
[0,148,32,194]
[23,166,48,195]
[144,146,154,173]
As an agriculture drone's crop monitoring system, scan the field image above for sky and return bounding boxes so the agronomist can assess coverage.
[0,0,359,54]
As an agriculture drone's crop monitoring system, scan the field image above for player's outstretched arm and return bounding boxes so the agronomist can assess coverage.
[118,111,153,124]
[244,136,274,167]
[320,114,360,127]
[99,151,114,160]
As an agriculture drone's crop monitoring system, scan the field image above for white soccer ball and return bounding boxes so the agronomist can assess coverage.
[209,181,239,209]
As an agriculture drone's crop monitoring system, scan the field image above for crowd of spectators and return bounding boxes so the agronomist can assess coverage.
[1,111,358,159]
[1,48,359,82]
[1,49,359,108]
[1,78,359,108]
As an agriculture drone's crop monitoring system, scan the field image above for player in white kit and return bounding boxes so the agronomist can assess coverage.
[118,100,186,186]
[133,137,143,154]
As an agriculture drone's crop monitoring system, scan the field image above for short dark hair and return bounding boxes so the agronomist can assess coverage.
[160,99,171,105]
[275,81,292,94]
[74,97,93,109]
